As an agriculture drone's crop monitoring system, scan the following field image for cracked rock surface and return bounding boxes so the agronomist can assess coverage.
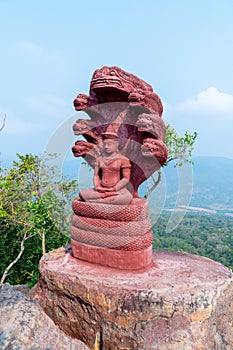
[32,247,233,349]
[0,283,89,350]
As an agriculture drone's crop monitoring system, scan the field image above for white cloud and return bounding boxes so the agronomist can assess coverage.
[17,40,64,64]
[163,87,233,159]
[179,87,233,116]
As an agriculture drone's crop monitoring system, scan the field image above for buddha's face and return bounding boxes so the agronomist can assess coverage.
[103,139,118,155]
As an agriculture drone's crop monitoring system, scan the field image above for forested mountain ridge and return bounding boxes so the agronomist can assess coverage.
[152,213,233,270]
[163,156,233,213]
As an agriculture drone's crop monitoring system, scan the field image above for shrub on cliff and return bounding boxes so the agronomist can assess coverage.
[0,154,78,286]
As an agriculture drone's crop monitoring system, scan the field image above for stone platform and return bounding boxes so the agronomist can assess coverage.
[32,247,233,350]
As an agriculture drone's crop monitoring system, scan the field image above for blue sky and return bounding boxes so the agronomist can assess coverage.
[1,0,233,160]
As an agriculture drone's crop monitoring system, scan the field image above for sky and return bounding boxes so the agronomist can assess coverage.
[1,0,233,161]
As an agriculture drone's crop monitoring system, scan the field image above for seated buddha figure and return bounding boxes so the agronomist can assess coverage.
[79,131,133,205]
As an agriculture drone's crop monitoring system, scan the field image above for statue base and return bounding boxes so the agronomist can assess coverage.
[70,198,153,270]
[71,239,152,270]
[33,247,233,350]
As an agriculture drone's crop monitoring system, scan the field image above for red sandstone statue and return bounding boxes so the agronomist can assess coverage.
[72,66,168,197]
[79,132,133,205]
[71,66,168,270]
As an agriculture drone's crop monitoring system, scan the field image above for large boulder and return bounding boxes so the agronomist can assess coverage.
[32,247,233,349]
[0,283,89,350]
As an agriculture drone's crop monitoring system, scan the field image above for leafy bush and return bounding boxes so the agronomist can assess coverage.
[0,154,78,286]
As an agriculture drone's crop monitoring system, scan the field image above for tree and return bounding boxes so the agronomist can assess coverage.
[165,124,197,165]
[152,213,233,270]
[144,125,197,199]
[0,154,78,285]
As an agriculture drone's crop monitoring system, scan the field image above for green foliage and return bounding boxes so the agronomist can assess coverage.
[152,213,233,270]
[165,124,198,166]
[0,154,78,286]
[144,126,197,198]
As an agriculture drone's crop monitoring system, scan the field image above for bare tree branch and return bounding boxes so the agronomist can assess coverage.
[10,201,34,228]
[0,201,37,283]
[41,228,46,255]
[144,169,162,199]
[0,230,36,283]
[0,114,6,132]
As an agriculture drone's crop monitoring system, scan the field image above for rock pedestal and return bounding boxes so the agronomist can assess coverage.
[33,247,233,350]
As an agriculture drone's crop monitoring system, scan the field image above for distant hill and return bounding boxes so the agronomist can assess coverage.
[163,156,233,213]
